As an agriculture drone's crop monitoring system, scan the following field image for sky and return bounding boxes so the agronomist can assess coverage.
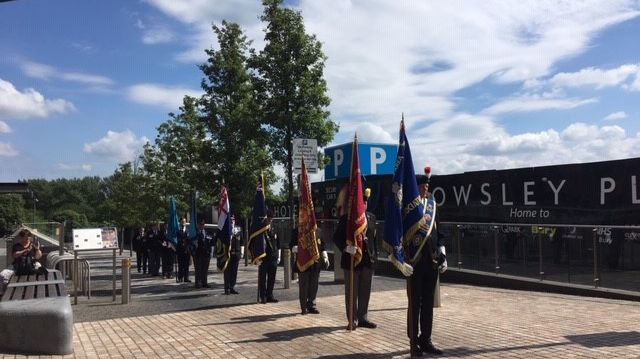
[1,0,640,185]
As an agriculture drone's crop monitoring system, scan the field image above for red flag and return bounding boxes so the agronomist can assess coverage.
[296,158,320,271]
[346,134,367,266]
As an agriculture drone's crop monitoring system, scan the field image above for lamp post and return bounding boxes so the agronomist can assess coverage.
[32,197,38,224]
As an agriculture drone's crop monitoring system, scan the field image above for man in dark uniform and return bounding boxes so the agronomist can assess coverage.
[334,190,378,330]
[221,215,242,294]
[176,217,191,282]
[161,223,175,279]
[146,223,163,277]
[290,224,329,314]
[258,210,280,303]
[408,175,447,356]
[133,226,146,273]
[193,218,214,288]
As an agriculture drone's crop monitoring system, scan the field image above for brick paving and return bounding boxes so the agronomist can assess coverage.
[3,258,640,358]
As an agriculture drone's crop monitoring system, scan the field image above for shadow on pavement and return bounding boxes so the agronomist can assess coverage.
[315,350,408,359]
[195,313,296,326]
[566,331,640,348]
[235,326,344,343]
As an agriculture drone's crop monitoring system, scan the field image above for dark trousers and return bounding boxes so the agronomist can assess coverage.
[258,261,277,300]
[299,265,320,310]
[224,255,240,290]
[407,267,438,343]
[136,250,148,273]
[343,265,373,323]
[194,254,211,286]
[148,250,161,276]
[177,253,190,281]
[162,249,174,277]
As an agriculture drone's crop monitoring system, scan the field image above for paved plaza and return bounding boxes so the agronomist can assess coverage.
[2,253,640,358]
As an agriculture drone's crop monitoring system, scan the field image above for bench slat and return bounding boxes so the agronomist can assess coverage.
[1,270,66,301]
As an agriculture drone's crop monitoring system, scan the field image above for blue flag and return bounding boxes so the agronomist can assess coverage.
[248,174,268,265]
[383,119,429,265]
[166,196,179,250]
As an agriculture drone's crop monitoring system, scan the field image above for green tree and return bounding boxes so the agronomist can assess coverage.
[200,20,274,219]
[250,0,338,220]
[0,194,26,235]
[140,96,212,217]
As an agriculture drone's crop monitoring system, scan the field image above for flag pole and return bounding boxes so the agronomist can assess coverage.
[349,253,355,331]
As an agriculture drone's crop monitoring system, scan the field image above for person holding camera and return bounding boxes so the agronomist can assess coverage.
[12,229,44,275]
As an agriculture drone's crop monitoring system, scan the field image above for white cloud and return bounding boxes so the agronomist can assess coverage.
[142,26,176,44]
[631,74,640,91]
[0,121,11,133]
[58,163,93,172]
[482,94,597,115]
[84,130,149,162]
[127,83,201,109]
[603,111,628,121]
[21,61,113,86]
[549,64,640,89]
[0,78,75,120]
[0,141,19,157]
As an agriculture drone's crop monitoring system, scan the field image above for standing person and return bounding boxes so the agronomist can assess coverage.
[133,227,146,273]
[258,210,280,303]
[176,217,192,283]
[408,173,447,356]
[221,216,242,295]
[290,225,329,315]
[193,218,214,288]
[146,223,163,277]
[161,226,175,279]
[334,190,378,330]
[12,229,44,275]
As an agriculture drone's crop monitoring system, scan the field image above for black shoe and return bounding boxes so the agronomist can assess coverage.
[202,284,211,288]
[410,346,423,357]
[137,269,141,273]
[346,322,357,331]
[419,340,443,355]
[184,279,192,283]
[229,289,239,295]
[260,298,267,304]
[195,283,201,289]
[301,308,308,315]
[266,297,278,303]
[357,320,377,329]
[224,289,230,295]
[307,307,320,314]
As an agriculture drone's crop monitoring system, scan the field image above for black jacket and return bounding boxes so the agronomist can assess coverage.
[333,212,378,270]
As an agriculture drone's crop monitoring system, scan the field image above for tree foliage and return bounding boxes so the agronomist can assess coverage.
[200,20,274,219]
[250,0,338,213]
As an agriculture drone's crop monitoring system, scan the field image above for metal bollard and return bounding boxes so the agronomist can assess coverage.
[283,249,291,289]
[122,257,131,304]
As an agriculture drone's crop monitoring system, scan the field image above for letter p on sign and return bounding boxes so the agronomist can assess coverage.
[370,147,386,175]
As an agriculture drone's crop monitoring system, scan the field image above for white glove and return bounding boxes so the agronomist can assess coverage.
[255,259,263,266]
[345,245,357,255]
[277,250,281,265]
[292,245,298,254]
[437,246,447,274]
[439,258,448,274]
[388,254,413,277]
[438,246,446,256]
[321,251,330,268]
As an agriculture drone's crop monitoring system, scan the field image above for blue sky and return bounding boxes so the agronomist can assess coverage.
[1,0,640,184]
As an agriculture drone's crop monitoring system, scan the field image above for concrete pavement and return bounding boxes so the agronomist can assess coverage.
[3,255,640,358]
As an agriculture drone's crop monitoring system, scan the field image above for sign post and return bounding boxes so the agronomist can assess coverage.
[293,139,318,174]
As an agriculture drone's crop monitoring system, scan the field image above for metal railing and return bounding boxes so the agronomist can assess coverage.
[272,218,640,293]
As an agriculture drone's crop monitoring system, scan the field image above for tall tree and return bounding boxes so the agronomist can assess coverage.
[140,96,212,214]
[0,194,26,235]
[250,0,338,222]
[200,20,274,219]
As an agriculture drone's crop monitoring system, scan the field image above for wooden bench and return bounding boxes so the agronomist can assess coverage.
[0,269,73,355]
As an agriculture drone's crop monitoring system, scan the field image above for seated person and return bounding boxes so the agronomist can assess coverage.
[12,229,45,275]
